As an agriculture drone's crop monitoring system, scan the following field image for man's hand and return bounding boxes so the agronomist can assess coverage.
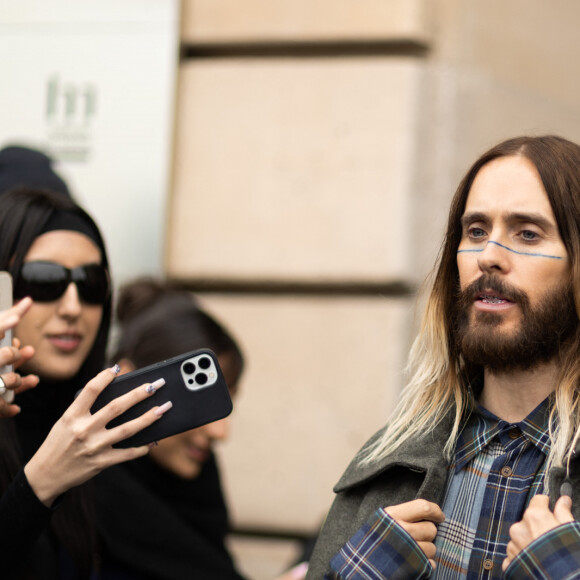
[503,494,574,571]
[384,499,445,567]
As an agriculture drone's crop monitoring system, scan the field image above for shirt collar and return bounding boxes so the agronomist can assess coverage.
[453,396,552,473]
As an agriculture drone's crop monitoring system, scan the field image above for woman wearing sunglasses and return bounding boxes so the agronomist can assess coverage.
[0,188,173,579]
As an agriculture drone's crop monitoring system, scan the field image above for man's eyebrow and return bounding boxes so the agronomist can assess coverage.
[460,211,556,231]
[460,212,487,229]
[505,211,556,231]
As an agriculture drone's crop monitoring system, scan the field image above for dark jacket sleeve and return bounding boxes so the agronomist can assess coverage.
[307,469,429,579]
[306,424,450,579]
[0,468,54,578]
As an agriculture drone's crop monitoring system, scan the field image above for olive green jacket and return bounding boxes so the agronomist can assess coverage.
[306,411,578,579]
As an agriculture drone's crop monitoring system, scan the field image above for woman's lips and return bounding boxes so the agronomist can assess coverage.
[48,333,82,352]
[185,444,210,463]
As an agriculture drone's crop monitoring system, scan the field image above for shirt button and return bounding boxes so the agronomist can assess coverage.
[483,559,494,571]
[501,466,513,477]
[508,428,520,439]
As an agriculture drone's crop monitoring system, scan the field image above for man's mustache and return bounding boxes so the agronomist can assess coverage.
[457,275,529,309]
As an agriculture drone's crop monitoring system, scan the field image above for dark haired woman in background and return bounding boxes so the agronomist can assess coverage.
[95,278,247,580]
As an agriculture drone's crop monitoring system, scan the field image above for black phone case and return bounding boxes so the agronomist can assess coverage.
[90,349,233,448]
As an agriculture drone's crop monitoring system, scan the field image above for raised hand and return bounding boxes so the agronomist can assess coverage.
[24,366,172,506]
[0,298,39,417]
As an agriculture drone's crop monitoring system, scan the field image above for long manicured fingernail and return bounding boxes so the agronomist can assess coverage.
[289,562,309,578]
[154,401,173,417]
[145,378,166,394]
[110,364,121,375]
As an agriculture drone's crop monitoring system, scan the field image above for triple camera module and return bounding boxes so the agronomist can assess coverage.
[180,354,218,391]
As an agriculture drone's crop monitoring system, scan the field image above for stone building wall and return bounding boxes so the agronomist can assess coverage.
[167,2,580,576]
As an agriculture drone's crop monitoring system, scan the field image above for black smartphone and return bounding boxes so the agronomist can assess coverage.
[91,349,233,448]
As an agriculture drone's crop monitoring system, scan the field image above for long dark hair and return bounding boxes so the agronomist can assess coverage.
[0,188,112,578]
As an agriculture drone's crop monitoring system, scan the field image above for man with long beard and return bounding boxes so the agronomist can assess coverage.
[306,135,580,579]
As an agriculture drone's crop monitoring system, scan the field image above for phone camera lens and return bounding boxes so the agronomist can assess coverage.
[198,357,211,370]
[183,362,196,374]
[196,373,208,385]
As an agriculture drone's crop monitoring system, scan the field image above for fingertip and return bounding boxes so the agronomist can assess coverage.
[555,494,574,519]
[138,443,153,456]
[0,404,20,418]
[288,562,309,579]
[14,297,33,314]
[560,481,573,498]
[530,494,550,506]
[153,401,173,417]
[557,493,571,506]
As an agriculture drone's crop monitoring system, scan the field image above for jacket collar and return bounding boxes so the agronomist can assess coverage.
[334,410,455,493]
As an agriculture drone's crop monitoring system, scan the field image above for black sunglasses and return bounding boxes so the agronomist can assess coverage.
[14,261,110,305]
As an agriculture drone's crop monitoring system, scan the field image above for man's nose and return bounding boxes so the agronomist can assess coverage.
[477,240,512,275]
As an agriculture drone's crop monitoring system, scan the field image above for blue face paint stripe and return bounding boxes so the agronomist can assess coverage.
[457,240,563,260]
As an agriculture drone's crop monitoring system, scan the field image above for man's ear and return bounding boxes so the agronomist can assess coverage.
[116,358,136,376]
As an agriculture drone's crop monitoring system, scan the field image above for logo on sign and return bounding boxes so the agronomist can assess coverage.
[45,75,97,162]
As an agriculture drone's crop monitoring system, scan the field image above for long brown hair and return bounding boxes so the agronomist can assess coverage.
[364,136,580,477]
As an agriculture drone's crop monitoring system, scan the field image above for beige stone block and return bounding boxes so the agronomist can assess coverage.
[404,61,580,278]
[435,0,580,112]
[227,535,303,580]
[181,0,430,44]
[414,65,580,204]
[198,294,414,532]
[452,75,580,171]
[168,58,424,283]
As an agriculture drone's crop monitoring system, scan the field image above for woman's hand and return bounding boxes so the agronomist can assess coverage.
[0,297,39,417]
[274,562,308,580]
[24,366,172,507]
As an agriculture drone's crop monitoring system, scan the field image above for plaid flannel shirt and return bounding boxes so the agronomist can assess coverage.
[327,399,580,579]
